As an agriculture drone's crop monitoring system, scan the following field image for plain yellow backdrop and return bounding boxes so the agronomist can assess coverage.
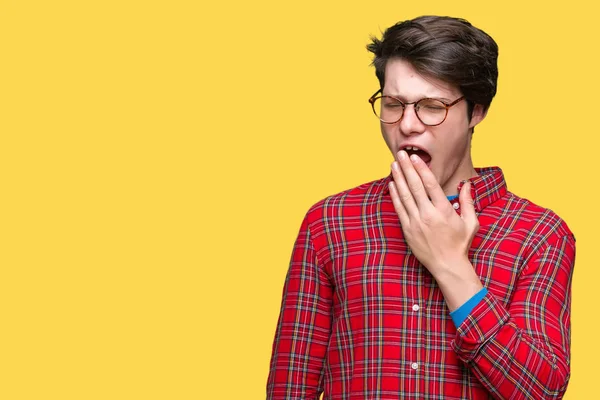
[0,1,597,399]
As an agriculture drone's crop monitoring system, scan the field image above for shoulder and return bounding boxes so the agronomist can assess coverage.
[303,175,390,227]
[498,190,575,247]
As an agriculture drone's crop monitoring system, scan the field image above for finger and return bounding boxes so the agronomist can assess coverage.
[409,153,449,208]
[388,179,410,227]
[459,181,480,235]
[396,150,432,210]
[391,160,419,218]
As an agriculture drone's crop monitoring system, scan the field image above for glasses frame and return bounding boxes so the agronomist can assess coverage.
[368,89,465,126]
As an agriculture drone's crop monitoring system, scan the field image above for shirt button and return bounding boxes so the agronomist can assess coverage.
[411,362,419,370]
[453,202,460,210]
[412,304,419,311]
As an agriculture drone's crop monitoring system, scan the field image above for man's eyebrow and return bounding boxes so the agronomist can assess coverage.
[382,93,454,102]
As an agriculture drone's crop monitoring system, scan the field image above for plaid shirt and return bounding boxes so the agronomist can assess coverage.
[267,167,575,399]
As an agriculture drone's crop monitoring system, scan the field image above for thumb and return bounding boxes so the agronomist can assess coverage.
[459,182,478,228]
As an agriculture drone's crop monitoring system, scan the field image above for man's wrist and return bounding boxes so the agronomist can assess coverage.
[432,258,483,312]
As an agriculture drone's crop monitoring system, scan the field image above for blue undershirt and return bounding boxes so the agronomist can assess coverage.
[445,194,487,327]
[450,287,488,326]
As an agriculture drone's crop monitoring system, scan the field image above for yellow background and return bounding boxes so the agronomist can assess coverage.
[0,1,596,398]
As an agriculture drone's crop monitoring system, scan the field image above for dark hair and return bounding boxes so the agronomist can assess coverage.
[367,16,498,116]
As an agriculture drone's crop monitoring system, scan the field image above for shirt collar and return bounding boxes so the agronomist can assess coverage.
[380,166,507,213]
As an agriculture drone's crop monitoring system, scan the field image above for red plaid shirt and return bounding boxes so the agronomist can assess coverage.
[267,167,575,399]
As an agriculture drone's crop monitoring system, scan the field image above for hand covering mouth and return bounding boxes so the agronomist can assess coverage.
[400,145,432,165]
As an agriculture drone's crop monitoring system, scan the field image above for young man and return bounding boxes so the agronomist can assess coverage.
[267,16,575,399]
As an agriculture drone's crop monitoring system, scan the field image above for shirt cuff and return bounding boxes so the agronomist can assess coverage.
[450,287,488,327]
[451,290,510,363]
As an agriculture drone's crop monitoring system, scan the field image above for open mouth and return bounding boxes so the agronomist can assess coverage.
[401,145,432,166]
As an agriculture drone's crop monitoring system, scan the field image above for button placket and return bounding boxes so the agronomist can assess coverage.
[410,302,421,374]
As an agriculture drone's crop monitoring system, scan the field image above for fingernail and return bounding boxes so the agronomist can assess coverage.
[392,161,399,171]
[398,150,406,160]
[410,154,419,163]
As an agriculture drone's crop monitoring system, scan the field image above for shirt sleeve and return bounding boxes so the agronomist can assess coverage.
[266,213,333,400]
[451,233,576,400]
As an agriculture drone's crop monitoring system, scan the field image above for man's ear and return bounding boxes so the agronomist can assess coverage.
[468,104,488,130]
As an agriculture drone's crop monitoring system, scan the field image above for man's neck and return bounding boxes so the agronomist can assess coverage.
[442,166,479,197]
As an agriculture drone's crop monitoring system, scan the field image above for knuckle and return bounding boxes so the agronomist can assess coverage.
[400,193,413,203]
[420,210,435,225]
[424,181,437,191]
[409,183,424,194]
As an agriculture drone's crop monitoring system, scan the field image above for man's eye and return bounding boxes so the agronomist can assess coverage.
[417,100,446,111]
[384,103,403,108]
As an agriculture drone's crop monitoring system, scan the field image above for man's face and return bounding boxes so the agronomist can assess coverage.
[380,58,486,195]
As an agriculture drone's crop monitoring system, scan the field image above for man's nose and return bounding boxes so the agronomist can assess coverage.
[399,104,426,136]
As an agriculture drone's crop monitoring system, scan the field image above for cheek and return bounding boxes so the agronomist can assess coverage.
[432,131,468,166]
[381,125,396,151]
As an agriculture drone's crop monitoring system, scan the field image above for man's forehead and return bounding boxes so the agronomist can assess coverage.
[383,59,461,99]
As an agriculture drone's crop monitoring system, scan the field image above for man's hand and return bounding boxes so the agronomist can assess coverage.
[389,150,482,310]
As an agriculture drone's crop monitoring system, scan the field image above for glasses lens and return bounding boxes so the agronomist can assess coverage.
[416,99,447,125]
[373,96,404,123]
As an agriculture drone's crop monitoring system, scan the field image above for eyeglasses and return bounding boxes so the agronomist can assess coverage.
[368,89,465,126]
